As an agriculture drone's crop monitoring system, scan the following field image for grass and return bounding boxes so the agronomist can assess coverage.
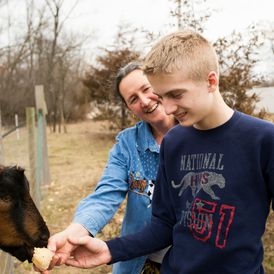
[1,118,274,273]
[3,120,117,274]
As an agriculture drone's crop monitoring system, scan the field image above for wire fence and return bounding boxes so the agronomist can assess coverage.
[0,107,50,273]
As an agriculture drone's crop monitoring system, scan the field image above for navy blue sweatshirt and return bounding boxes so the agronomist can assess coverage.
[107,111,274,274]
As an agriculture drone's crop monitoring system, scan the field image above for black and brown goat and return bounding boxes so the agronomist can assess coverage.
[0,165,50,262]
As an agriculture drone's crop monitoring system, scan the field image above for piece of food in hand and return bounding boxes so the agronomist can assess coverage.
[32,247,54,271]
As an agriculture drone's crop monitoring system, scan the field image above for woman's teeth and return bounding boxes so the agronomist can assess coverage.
[145,103,158,113]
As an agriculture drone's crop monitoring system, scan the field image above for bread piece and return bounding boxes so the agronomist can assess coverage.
[32,247,53,271]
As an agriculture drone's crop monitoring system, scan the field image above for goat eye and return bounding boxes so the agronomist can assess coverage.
[0,195,11,203]
[0,198,12,210]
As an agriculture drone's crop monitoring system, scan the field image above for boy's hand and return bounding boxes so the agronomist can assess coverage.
[33,223,90,273]
[34,231,75,274]
[65,236,112,269]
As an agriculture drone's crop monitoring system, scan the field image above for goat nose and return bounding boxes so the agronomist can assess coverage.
[40,232,49,242]
[40,233,49,241]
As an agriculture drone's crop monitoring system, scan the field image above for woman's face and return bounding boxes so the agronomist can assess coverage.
[119,69,169,124]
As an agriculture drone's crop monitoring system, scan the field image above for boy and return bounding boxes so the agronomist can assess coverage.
[48,30,274,274]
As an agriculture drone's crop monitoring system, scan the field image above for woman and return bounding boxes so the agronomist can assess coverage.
[41,62,176,274]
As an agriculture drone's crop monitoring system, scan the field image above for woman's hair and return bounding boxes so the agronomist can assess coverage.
[144,30,219,81]
[114,61,143,103]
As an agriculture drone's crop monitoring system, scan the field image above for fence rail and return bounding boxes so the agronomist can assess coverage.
[0,106,50,273]
[1,122,26,139]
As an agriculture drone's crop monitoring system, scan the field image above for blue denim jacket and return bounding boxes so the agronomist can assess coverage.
[73,121,161,274]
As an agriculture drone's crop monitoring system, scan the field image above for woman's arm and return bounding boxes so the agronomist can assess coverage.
[73,136,129,236]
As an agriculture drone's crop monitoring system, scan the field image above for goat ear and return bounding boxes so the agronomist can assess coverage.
[15,165,25,174]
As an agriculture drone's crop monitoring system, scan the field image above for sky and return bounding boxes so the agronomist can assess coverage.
[1,0,274,75]
[2,0,273,46]
[64,0,274,76]
[61,0,274,39]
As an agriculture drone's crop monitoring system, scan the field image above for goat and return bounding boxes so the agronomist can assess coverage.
[0,165,50,262]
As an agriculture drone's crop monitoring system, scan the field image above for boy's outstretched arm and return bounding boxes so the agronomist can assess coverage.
[65,218,172,269]
[65,236,112,268]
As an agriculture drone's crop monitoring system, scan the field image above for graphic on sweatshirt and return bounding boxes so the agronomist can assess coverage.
[180,153,224,171]
[172,153,235,249]
[171,171,225,200]
[172,153,226,199]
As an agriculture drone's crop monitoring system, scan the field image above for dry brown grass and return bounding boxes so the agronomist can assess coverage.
[2,119,274,273]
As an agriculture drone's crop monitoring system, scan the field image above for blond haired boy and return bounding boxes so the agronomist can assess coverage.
[46,31,274,274]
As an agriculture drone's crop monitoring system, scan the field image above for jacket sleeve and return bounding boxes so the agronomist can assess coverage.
[106,138,175,262]
[73,134,129,236]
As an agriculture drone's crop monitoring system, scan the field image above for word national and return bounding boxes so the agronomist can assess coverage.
[180,153,224,171]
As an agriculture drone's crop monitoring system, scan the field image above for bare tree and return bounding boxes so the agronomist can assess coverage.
[0,0,87,127]
[43,0,80,132]
[0,0,35,123]
[169,0,211,32]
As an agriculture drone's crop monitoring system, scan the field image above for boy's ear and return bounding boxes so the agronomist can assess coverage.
[207,71,218,92]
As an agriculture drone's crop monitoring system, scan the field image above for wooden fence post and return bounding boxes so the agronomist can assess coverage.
[26,107,37,203]
[0,109,14,274]
[35,85,51,190]
[15,113,20,140]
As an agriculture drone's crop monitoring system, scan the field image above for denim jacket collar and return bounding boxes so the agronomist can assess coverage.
[136,121,160,153]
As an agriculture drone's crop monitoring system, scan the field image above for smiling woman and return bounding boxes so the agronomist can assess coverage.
[119,68,171,139]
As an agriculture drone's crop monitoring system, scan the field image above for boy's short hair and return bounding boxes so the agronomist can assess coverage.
[143,30,219,81]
